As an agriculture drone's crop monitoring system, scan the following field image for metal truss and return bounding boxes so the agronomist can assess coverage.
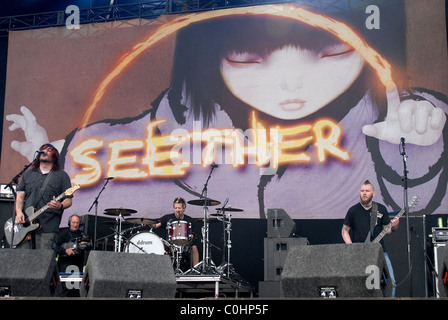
[0,0,384,36]
[0,1,168,36]
[0,0,287,35]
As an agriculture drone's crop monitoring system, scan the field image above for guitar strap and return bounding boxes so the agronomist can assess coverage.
[33,170,54,208]
[365,202,378,242]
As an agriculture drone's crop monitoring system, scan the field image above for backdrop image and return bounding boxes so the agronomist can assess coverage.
[1,1,447,227]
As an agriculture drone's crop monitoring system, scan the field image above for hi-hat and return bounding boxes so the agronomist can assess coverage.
[104,208,137,216]
[125,217,159,225]
[187,198,221,206]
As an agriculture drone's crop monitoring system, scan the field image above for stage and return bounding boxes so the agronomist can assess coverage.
[1,210,448,299]
[176,274,253,298]
[59,272,253,298]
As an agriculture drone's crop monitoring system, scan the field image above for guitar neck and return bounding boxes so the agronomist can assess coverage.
[372,196,419,243]
[28,193,65,222]
[373,208,405,243]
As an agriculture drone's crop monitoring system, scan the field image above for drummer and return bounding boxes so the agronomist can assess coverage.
[152,197,200,267]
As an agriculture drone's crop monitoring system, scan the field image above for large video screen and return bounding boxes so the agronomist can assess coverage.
[2,2,447,224]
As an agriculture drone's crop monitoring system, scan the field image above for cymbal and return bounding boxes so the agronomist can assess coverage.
[125,217,159,225]
[216,207,244,212]
[196,218,219,223]
[104,208,137,216]
[102,220,130,225]
[187,198,221,206]
[210,213,224,217]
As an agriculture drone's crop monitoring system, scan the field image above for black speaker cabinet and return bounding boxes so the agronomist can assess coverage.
[0,199,14,247]
[267,208,296,238]
[437,243,448,297]
[264,237,307,281]
[80,251,177,298]
[281,243,392,298]
[0,249,59,297]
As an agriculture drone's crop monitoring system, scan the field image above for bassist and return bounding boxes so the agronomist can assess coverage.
[14,143,73,249]
[341,180,399,296]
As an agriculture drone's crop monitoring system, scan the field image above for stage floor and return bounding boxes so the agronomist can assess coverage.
[176,274,253,298]
[59,272,254,298]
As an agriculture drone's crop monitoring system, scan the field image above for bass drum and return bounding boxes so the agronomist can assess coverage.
[124,231,170,255]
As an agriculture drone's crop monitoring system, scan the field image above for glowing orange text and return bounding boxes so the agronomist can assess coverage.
[70,115,349,186]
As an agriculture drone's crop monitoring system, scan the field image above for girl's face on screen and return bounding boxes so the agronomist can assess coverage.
[220,43,364,120]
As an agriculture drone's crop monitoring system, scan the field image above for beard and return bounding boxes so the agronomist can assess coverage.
[360,194,373,206]
[39,153,55,164]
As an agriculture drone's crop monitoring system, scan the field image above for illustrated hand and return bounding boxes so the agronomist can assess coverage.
[6,106,50,161]
[6,106,65,161]
[362,82,446,146]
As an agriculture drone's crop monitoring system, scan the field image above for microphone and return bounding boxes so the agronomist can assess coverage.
[36,150,46,154]
[400,137,406,156]
[105,177,115,180]
[211,163,218,168]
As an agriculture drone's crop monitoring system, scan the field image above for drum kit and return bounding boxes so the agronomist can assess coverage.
[99,199,244,277]
[94,164,245,279]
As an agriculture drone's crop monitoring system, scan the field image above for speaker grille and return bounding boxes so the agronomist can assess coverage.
[81,251,177,298]
[281,243,392,298]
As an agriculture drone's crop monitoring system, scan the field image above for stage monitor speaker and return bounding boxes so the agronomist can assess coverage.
[80,251,177,298]
[0,249,59,297]
[267,208,296,238]
[281,243,392,298]
[437,243,448,297]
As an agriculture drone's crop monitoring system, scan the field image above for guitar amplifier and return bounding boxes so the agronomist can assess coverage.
[432,228,448,244]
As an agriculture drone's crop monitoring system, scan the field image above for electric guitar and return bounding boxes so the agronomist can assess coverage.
[3,185,80,247]
[372,195,419,243]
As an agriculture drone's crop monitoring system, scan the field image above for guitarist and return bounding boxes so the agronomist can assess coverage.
[341,180,399,297]
[14,143,73,249]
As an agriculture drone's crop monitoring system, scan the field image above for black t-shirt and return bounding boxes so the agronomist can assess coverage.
[17,168,73,233]
[343,202,390,251]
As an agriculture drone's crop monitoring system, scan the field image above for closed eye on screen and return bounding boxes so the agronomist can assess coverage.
[224,58,262,64]
[321,48,355,58]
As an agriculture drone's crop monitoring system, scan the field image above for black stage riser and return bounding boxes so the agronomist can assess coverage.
[0,249,59,297]
[81,251,177,298]
[281,243,392,298]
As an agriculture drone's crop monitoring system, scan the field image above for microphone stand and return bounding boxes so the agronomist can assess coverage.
[199,164,217,274]
[400,137,412,296]
[4,152,41,248]
[88,178,111,249]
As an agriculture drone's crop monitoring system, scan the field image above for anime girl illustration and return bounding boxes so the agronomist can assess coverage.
[5,3,447,222]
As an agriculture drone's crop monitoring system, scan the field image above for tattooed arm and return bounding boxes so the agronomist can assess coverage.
[341,224,352,244]
[14,192,25,224]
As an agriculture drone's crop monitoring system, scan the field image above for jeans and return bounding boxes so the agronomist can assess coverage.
[17,233,57,250]
[384,252,396,297]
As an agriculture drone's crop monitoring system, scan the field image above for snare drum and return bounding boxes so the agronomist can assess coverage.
[167,220,191,245]
[125,231,170,255]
